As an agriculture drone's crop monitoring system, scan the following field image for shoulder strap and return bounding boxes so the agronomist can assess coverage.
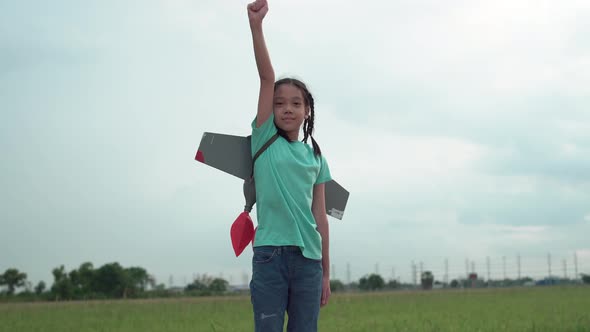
[251,133,279,176]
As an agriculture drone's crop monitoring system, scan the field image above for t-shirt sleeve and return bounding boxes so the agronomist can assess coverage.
[251,113,278,155]
[315,155,332,185]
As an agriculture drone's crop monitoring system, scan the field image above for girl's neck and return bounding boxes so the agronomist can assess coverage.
[286,130,299,141]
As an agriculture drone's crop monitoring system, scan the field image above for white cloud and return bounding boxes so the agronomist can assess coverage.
[578,249,590,260]
[366,0,590,99]
[487,225,548,242]
[315,106,486,194]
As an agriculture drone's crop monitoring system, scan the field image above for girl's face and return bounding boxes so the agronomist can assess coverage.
[273,84,309,140]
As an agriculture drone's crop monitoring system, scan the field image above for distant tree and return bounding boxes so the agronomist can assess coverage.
[386,279,400,289]
[124,267,150,298]
[195,274,214,287]
[186,279,207,292]
[68,268,82,298]
[358,276,368,290]
[94,263,127,298]
[582,274,590,284]
[208,278,229,293]
[330,279,345,292]
[450,279,459,288]
[47,262,154,301]
[421,271,434,290]
[72,262,96,297]
[0,268,28,295]
[34,281,46,295]
[359,274,385,291]
[51,265,74,300]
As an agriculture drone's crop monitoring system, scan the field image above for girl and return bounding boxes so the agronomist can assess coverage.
[247,1,331,331]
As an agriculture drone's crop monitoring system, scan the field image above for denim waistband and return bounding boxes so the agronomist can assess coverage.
[279,246,301,252]
[255,245,301,254]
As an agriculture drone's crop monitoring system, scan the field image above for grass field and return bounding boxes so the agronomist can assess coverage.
[1,286,589,332]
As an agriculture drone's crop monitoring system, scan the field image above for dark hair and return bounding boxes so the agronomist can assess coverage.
[274,78,322,156]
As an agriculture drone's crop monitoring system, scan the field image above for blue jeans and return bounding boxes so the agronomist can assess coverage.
[250,246,323,332]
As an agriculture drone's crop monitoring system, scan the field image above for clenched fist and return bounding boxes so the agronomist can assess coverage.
[247,0,269,26]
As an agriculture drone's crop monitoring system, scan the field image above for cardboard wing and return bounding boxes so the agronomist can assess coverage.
[195,132,349,220]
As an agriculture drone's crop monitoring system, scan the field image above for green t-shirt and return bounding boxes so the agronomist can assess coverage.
[251,113,332,260]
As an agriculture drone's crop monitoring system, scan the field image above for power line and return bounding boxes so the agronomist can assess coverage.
[346,262,351,284]
[517,254,521,280]
[411,261,417,286]
[574,252,579,280]
[444,258,449,284]
[465,259,469,278]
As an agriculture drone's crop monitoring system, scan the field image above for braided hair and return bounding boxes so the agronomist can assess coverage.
[274,78,322,156]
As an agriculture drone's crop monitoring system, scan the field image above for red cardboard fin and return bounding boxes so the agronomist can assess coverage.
[195,150,205,163]
[230,212,254,257]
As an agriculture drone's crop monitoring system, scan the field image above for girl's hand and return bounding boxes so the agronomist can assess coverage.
[247,0,269,26]
[321,275,331,307]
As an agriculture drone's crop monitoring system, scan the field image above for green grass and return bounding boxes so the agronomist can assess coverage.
[1,286,589,332]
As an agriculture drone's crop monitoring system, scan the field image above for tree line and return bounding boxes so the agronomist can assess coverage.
[335,271,590,291]
[0,263,229,302]
[2,265,589,302]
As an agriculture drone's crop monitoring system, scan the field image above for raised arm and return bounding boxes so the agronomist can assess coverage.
[248,0,275,128]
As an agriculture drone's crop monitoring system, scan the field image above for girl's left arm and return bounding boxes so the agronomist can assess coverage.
[312,183,331,307]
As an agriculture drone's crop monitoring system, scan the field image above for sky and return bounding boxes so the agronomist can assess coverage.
[1,0,590,288]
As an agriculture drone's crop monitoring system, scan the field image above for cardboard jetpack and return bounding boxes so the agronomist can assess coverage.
[195,132,349,256]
